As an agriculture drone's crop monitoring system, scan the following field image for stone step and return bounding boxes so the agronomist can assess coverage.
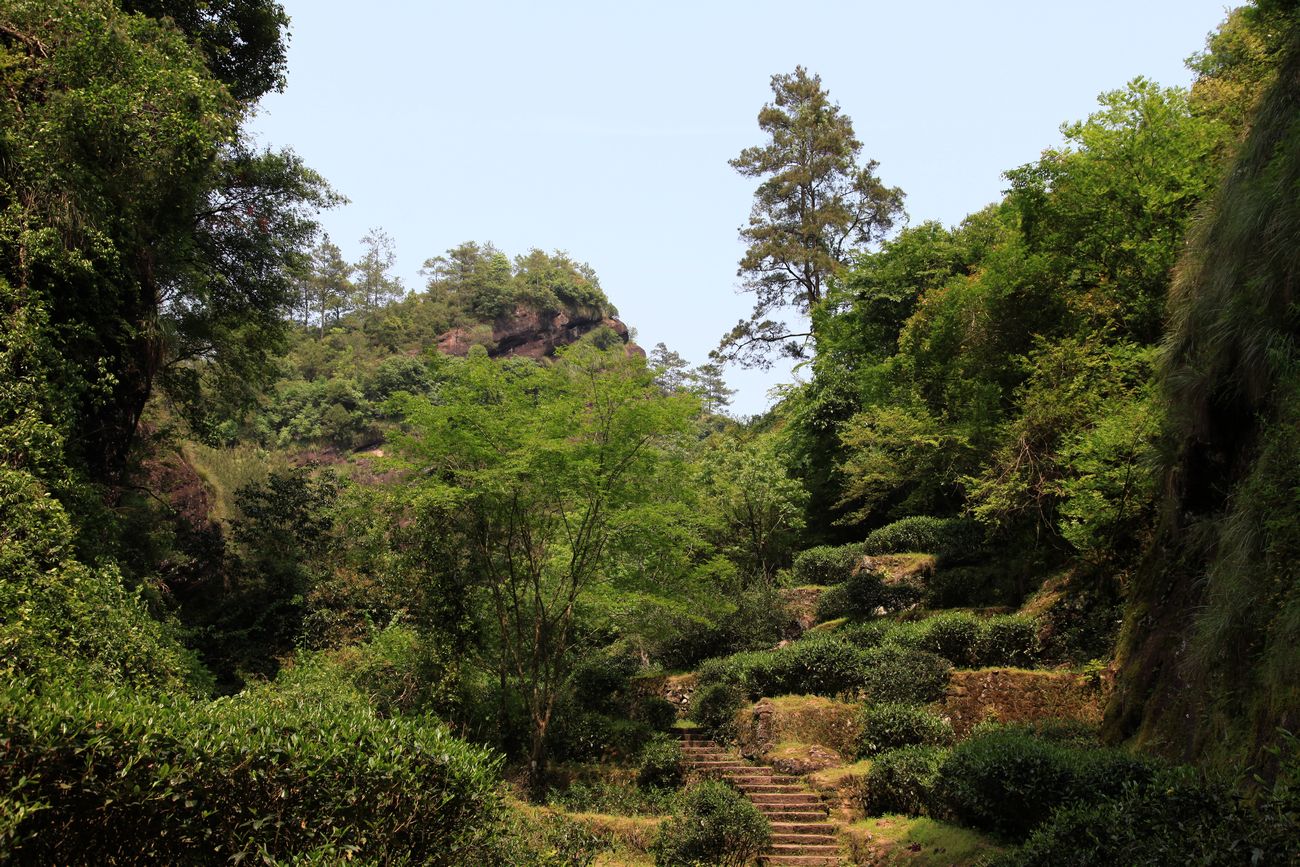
[759,856,841,866]
[770,843,841,856]
[729,774,779,785]
[737,784,804,795]
[748,792,821,805]
[673,732,842,864]
[771,822,838,834]
[758,807,829,819]
[773,833,839,846]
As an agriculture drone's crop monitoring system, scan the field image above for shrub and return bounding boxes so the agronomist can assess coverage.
[939,728,1156,840]
[838,619,898,649]
[651,781,771,867]
[550,708,653,763]
[495,810,613,866]
[863,516,983,561]
[857,703,954,757]
[815,568,891,621]
[993,767,1300,866]
[570,645,640,713]
[762,637,871,697]
[791,543,866,585]
[638,734,685,790]
[700,637,875,700]
[974,615,1039,667]
[634,695,679,732]
[860,646,952,705]
[862,745,949,816]
[0,674,506,864]
[689,683,746,739]
[913,611,982,666]
[696,650,771,693]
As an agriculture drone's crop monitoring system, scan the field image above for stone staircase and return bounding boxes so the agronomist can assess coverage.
[677,729,842,866]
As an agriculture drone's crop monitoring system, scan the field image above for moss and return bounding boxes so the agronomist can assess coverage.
[734,695,862,759]
[1108,21,1300,777]
[936,669,1107,738]
[843,815,1003,865]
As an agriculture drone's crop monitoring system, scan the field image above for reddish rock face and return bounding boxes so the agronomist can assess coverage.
[436,304,643,359]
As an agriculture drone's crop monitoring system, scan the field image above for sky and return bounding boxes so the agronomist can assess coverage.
[250,0,1237,416]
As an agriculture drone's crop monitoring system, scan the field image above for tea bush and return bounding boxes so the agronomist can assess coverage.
[994,765,1300,865]
[974,616,1040,667]
[939,728,1156,840]
[857,703,954,757]
[0,674,506,864]
[651,781,771,867]
[791,543,867,585]
[863,516,983,561]
[638,734,684,790]
[859,646,952,705]
[634,695,679,732]
[862,745,949,816]
[815,568,891,621]
[912,611,982,666]
[689,683,746,738]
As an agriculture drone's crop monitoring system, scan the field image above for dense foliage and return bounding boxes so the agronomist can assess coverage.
[3,0,1299,861]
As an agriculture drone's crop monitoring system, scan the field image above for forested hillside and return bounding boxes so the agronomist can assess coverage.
[1,1,1297,865]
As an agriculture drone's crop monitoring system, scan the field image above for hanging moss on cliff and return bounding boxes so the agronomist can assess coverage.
[1106,8,1300,776]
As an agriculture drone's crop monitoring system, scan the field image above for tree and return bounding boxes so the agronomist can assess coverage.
[700,435,808,584]
[399,346,696,788]
[0,0,335,479]
[717,66,905,367]
[352,227,404,312]
[310,235,354,333]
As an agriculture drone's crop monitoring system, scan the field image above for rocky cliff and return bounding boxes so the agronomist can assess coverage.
[436,304,644,359]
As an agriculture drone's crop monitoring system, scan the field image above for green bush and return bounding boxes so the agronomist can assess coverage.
[838,619,898,649]
[699,637,873,700]
[939,728,1156,840]
[863,516,983,561]
[495,810,613,866]
[0,673,506,864]
[975,616,1040,667]
[762,637,871,697]
[651,781,771,867]
[860,646,952,705]
[815,568,892,621]
[550,707,653,762]
[634,695,679,732]
[638,734,685,790]
[857,703,954,757]
[644,586,792,672]
[791,542,866,585]
[913,611,982,666]
[689,683,746,739]
[862,745,949,816]
[994,766,1300,866]
[570,645,640,713]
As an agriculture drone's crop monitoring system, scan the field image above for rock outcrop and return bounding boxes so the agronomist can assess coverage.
[436,304,644,360]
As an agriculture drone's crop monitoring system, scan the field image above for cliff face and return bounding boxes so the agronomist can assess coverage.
[436,304,644,359]
[1105,25,1300,777]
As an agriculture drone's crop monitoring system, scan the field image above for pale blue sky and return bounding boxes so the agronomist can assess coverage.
[251,1,1236,415]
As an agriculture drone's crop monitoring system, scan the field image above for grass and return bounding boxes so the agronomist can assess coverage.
[183,441,288,524]
[807,758,873,789]
[843,815,1003,865]
[807,616,847,633]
